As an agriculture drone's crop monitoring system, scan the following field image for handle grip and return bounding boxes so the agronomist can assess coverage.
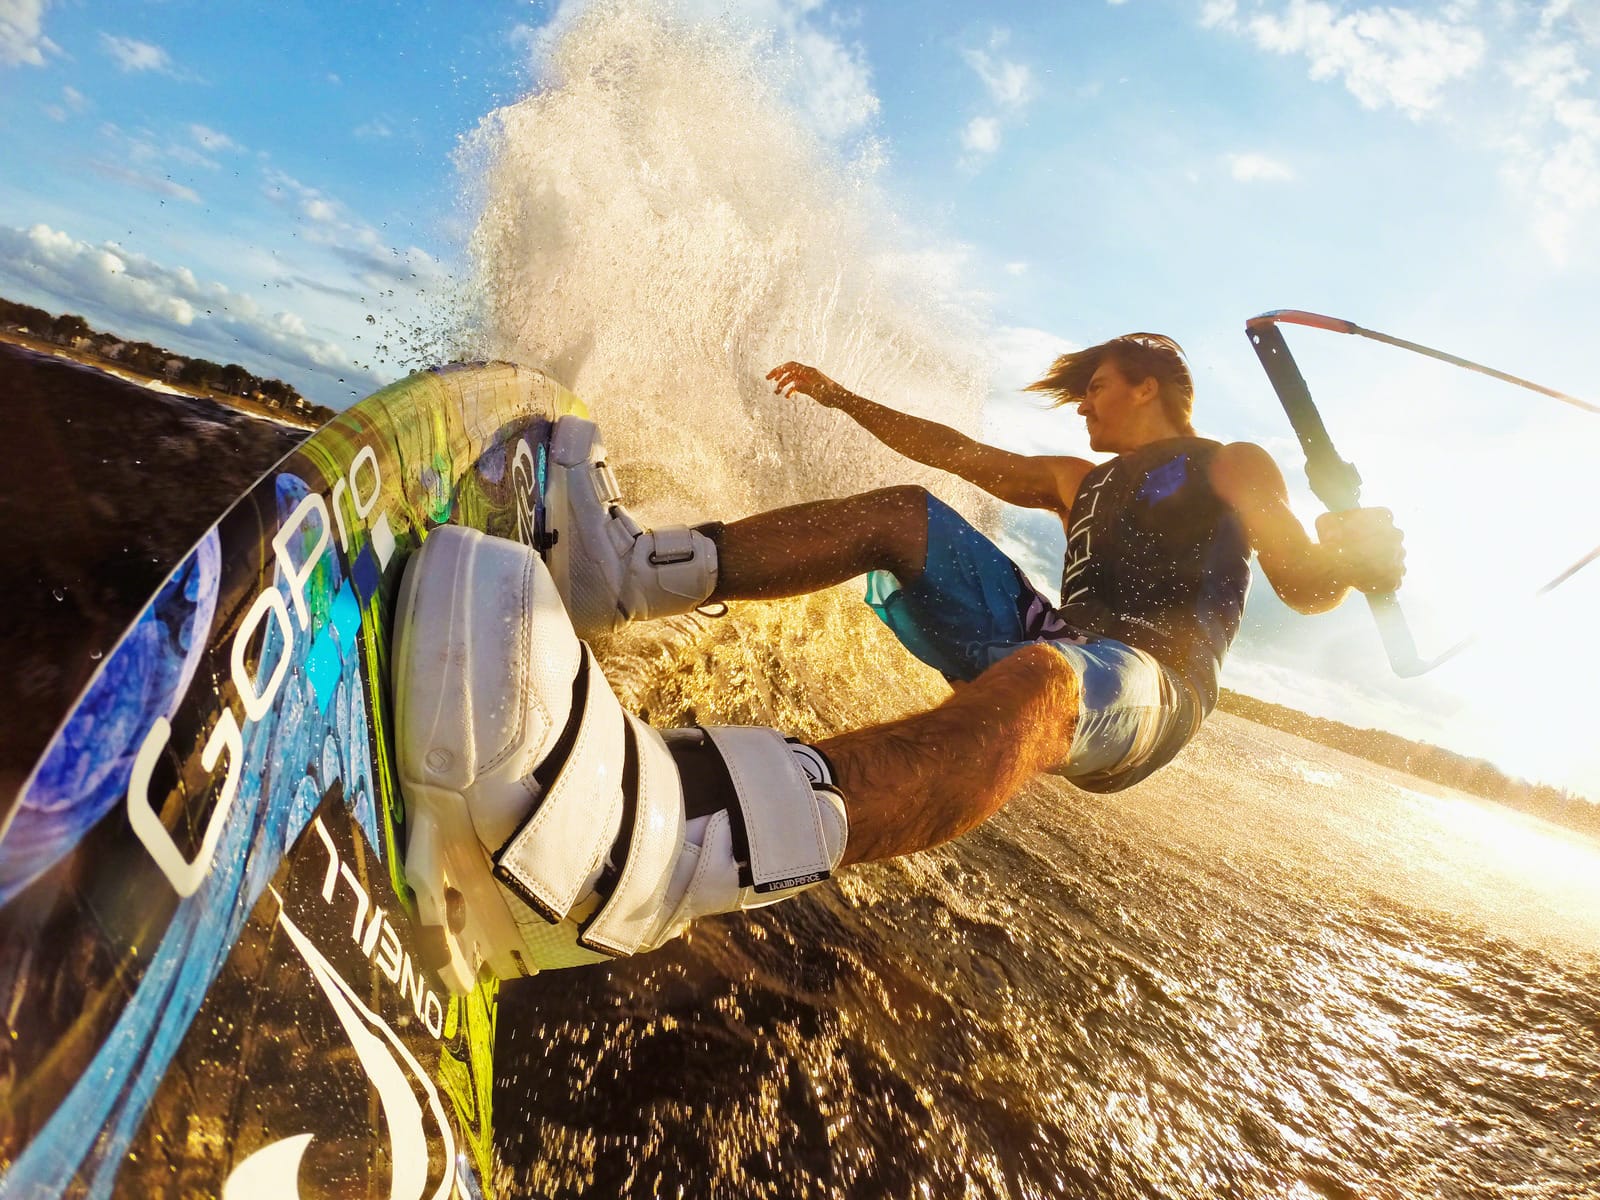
[1364,591,1425,677]
[1249,317,1458,677]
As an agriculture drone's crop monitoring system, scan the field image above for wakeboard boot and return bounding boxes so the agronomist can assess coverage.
[545,414,720,639]
[392,525,848,995]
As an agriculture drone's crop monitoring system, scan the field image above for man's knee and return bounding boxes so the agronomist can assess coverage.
[857,484,929,578]
[979,641,1077,685]
[967,644,1081,753]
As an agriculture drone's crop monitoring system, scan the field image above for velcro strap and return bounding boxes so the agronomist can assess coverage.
[702,727,831,894]
[494,646,625,922]
[580,716,685,956]
[646,526,697,566]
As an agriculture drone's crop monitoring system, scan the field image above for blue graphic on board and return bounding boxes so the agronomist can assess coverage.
[0,472,387,1200]
[476,438,509,485]
[0,533,221,908]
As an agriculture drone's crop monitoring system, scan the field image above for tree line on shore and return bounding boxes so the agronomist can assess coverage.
[1215,688,1600,840]
[1,295,335,423]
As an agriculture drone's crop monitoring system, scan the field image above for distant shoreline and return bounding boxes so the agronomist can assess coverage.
[0,328,324,432]
[1215,688,1599,840]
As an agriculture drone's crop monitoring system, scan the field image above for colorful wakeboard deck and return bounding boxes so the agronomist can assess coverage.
[0,362,582,1200]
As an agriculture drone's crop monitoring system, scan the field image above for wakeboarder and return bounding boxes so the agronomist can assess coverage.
[392,334,1405,987]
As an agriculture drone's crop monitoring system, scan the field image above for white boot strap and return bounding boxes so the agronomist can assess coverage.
[681,810,740,916]
[578,714,685,957]
[552,413,605,467]
[646,527,697,565]
[551,414,620,506]
[494,648,625,922]
[703,726,833,893]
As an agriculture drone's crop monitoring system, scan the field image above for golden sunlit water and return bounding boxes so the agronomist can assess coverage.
[495,599,1600,1197]
[462,5,1600,1195]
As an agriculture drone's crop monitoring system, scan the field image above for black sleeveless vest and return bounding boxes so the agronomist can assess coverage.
[1059,438,1250,711]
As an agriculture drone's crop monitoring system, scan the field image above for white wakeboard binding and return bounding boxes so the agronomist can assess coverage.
[392,526,847,994]
[546,415,720,639]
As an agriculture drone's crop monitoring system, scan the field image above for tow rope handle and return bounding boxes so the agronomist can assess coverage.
[1246,316,1443,677]
[1247,308,1598,677]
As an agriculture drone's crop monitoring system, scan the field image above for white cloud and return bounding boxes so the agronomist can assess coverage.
[189,123,240,153]
[1207,0,1485,118]
[956,27,1036,168]
[94,120,223,175]
[265,170,341,224]
[1,223,209,329]
[0,222,372,387]
[1207,2,1598,263]
[1499,14,1600,261]
[354,119,394,139]
[263,169,449,291]
[1226,150,1296,181]
[44,84,87,121]
[962,30,1035,110]
[2,0,57,67]
[729,0,882,138]
[100,33,178,75]
[1004,260,1029,276]
[961,116,1001,155]
[86,160,202,204]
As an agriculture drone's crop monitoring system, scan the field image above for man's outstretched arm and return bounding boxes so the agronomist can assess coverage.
[1210,441,1406,614]
[768,361,1091,516]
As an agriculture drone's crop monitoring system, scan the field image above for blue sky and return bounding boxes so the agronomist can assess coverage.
[4,0,1599,793]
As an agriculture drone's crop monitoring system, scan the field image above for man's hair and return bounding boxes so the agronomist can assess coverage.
[1023,333,1195,435]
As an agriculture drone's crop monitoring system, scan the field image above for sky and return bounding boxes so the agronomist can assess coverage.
[3,0,1598,794]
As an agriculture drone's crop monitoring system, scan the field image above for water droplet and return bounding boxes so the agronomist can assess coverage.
[90,649,103,661]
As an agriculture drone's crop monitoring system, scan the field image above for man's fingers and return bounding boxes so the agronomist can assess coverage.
[770,365,823,399]
[767,361,840,407]
[1314,507,1409,593]
[768,362,806,392]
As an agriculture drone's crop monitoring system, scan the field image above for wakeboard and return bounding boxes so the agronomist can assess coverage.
[0,361,583,1199]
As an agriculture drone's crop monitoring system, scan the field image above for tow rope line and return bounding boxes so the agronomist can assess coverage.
[1250,309,1600,415]
[1246,309,1599,678]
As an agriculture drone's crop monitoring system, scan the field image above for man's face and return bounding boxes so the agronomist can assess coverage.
[1078,360,1143,452]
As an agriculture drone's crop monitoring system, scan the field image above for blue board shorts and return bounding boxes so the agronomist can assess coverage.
[864,495,1200,793]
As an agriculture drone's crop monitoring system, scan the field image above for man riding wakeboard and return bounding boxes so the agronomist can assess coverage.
[392,333,1406,992]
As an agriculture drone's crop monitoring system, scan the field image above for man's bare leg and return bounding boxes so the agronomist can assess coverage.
[706,487,1080,863]
[708,484,929,600]
[819,643,1081,865]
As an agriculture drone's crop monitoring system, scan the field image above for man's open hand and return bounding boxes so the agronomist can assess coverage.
[767,362,850,408]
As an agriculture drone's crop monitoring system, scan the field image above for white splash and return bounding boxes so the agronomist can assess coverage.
[460,0,994,527]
